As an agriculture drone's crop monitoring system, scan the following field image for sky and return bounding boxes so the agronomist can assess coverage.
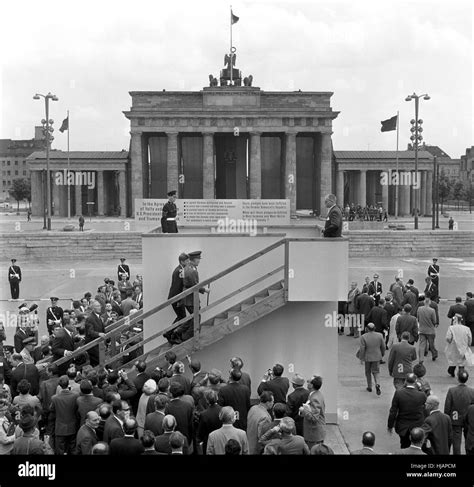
[0,0,472,158]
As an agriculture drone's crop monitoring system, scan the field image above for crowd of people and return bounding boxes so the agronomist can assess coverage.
[343,204,388,222]
[340,260,474,455]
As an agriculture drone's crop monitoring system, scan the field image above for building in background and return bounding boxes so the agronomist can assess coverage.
[0,127,44,201]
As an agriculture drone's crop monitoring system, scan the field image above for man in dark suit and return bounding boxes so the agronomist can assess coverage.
[164,382,194,449]
[286,374,310,436]
[422,395,452,455]
[424,276,439,303]
[257,364,290,404]
[188,358,207,391]
[351,431,377,455]
[110,418,144,455]
[8,258,22,299]
[103,400,129,444]
[84,301,106,367]
[154,415,190,454]
[444,370,474,455]
[49,375,79,455]
[218,369,251,431]
[164,253,189,344]
[387,373,427,448]
[395,305,419,344]
[359,323,386,394]
[76,380,102,426]
[75,411,99,455]
[395,427,427,455]
[130,360,150,416]
[144,395,168,436]
[13,322,35,354]
[368,274,383,306]
[322,194,343,237]
[51,324,76,376]
[388,332,417,390]
[366,299,389,335]
[10,353,40,397]
[230,357,251,392]
[465,403,474,455]
[355,290,375,328]
[465,292,474,336]
[402,285,418,316]
[38,363,60,430]
[196,390,222,454]
[447,297,468,324]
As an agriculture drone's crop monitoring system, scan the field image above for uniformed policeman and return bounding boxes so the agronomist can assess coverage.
[161,190,178,233]
[164,253,190,344]
[20,336,37,365]
[427,258,439,289]
[117,258,130,281]
[8,258,22,299]
[46,297,64,336]
[174,251,209,342]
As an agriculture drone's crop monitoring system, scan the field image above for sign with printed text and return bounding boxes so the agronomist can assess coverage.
[135,199,290,226]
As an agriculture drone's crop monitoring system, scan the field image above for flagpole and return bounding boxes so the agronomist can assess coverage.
[67,110,71,220]
[230,6,233,85]
[394,110,399,219]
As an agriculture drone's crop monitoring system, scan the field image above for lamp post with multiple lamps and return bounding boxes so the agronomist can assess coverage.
[405,92,430,230]
[33,92,58,231]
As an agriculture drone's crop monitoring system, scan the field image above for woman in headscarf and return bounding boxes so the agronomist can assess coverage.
[445,314,473,377]
[136,379,157,438]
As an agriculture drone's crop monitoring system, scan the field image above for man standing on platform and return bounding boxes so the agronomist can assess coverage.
[46,297,64,336]
[161,190,178,233]
[322,194,342,238]
[165,253,189,345]
[8,259,22,299]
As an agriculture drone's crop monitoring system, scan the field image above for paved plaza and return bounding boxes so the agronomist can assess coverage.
[2,253,472,454]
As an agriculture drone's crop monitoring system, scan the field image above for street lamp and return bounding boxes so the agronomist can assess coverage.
[405,92,430,229]
[33,92,58,231]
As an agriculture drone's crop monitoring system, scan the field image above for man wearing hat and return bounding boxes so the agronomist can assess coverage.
[286,374,309,436]
[368,274,383,306]
[117,258,130,281]
[164,253,189,344]
[8,258,22,299]
[427,258,440,297]
[161,190,178,233]
[46,297,64,336]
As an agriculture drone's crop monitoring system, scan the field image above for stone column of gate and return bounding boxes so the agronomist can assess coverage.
[399,182,410,216]
[320,133,333,212]
[75,173,82,216]
[30,171,41,216]
[425,171,433,216]
[97,170,104,216]
[166,132,179,193]
[52,174,61,217]
[420,171,427,216]
[119,171,126,217]
[359,169,367,208]
[130,132,144,213]
[336,170,344,208]
[202,133,215,198]
[284,133,297,215]
[382,175,389,212]
[250,132,262,199]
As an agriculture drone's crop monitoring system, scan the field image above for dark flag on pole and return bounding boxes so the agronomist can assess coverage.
[380,115,397,132]
[59,116,69,133]
[231,10,239,24]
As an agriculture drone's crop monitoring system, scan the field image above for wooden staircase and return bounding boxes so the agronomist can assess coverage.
[143,280,286,370]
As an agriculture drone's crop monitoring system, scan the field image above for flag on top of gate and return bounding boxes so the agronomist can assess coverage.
[59,116,69,133]
[231,10,239,24]
[380,115,397,132]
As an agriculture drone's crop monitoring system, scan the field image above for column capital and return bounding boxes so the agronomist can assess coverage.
[249,131,262,136]
[165,131,179,137]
